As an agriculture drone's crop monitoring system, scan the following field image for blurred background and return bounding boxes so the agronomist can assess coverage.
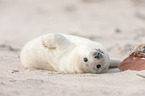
[0,0,145,59]
[1,1,145,96]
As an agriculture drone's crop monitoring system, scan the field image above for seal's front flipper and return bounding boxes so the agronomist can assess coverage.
[109,59,121,68]
[42,33,71,49]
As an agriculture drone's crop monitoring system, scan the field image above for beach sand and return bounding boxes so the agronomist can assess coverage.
[0,0,145,96]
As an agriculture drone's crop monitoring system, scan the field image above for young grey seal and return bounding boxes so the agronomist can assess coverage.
[20,33,120,73]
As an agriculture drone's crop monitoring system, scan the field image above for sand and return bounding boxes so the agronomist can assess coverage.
[0,0,145,96]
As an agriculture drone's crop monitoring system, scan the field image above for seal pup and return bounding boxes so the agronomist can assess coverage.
[20,33,120,73]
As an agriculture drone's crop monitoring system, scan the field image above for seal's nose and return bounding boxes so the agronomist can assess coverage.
[94,51,103,59]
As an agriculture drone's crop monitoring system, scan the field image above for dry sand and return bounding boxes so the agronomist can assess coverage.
[0,0,145,96]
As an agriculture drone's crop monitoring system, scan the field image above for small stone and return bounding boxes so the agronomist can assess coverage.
[9,80,17,82]
[115,28,121,33]
[11,70,19,73]
[118,44,145,71]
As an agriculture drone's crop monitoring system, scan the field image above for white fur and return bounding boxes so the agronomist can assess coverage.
[20,33,120,73]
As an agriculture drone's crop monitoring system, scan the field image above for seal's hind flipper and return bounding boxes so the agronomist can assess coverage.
[42,33,71,49]
[109,59,121,68]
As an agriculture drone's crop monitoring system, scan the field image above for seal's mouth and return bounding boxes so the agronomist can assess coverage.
[95,49,104,54]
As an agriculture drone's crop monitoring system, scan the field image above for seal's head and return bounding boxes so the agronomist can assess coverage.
[78,48,110,74]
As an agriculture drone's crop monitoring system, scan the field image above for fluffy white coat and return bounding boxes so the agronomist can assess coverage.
[20,33,120,73]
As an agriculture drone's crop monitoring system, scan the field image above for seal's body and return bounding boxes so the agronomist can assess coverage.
[20,33,119,73]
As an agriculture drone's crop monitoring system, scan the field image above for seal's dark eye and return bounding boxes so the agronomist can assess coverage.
[96,64,101,69]
[84,58,88,62]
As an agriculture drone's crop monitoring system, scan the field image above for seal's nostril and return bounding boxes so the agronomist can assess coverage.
[94,52,103,59]
[96,64,101,68]
[94,55,99,59]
